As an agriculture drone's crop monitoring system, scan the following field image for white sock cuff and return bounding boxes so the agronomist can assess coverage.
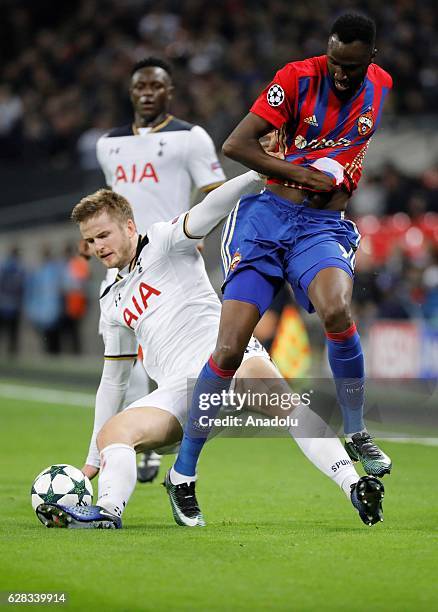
[340,473,359,498]
[170,465,197,485]
[100,443,135,456]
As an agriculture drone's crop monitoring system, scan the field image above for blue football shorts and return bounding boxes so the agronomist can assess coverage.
[221,189,361,315]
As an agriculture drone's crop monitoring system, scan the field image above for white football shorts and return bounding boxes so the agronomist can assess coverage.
[124,336,270,454]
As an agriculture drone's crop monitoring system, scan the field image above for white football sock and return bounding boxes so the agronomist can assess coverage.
[97,444,137,517]
[289,404,359,498]
[148,451,161,466]
[170,465,196,485]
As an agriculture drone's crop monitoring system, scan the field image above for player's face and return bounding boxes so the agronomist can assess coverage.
[326,35,376,98]
[80,211,136,269]
[130,67,173,123]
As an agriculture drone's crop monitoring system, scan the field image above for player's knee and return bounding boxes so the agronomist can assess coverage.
[96,413,135,451]
[213,341,245,370]
[320,298,352,332]
[96,424,112,451]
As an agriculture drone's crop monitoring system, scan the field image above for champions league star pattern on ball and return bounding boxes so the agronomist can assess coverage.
[31,464,93,511]
[251,55,392,192]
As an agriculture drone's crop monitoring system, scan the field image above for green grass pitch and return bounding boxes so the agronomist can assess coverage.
[1,394,437,611]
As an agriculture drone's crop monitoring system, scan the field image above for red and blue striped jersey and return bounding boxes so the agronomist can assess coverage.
[250,55,392,193]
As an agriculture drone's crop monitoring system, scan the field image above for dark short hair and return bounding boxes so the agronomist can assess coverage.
[330,13,376,48]
[131,56,173,78]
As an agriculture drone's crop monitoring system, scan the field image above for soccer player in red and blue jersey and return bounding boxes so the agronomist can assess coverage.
[167,13,390,526]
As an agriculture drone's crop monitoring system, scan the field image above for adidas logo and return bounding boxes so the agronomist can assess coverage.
[304,114,319,127]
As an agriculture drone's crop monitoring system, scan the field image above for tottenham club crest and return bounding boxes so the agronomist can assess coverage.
[267,84,285,107]
[357,109,374,136]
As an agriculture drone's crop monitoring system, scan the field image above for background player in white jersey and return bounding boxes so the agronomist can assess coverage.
[35,172,384,529]
[96,56,225,482]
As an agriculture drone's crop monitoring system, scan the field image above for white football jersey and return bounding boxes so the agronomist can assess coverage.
[99,216,221,386]
[96,116,225,232]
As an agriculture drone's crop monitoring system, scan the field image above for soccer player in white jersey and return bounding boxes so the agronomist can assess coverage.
[96,56,225,482]
[35,172,384,529]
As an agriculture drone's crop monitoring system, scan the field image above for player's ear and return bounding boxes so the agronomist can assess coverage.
[127,218,136,236]
[371,47,377,61]
[167,84,174,101]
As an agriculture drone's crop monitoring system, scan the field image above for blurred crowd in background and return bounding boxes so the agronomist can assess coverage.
[0,0,437,357]
[0,243,90,356]
[1,0,437,168]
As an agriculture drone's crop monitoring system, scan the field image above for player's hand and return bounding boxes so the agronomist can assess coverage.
[82,464,99,480]
[295,167,335,192]
[257,130,283,180]
[260,128,285,160]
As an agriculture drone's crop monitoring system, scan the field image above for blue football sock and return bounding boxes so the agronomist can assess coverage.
[326,323,365,436]
[174,356,236,477]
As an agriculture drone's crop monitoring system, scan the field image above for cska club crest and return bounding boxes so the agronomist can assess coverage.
[230,251,241,271]
[357,109,374,136]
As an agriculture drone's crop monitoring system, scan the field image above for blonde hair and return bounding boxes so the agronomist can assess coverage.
[71,189,134,225]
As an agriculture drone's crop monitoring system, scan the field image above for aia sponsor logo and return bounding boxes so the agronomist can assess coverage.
[123,282,161,328]
[115,163,158,184]
[357,109,374,136]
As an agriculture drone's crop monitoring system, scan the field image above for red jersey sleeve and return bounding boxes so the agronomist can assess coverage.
[368,63,393,90]
[250,63,298,129]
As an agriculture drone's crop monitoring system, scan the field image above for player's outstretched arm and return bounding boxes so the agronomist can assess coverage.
[223,113,334,192]
[185,170,264,238]
[84,358,134,475]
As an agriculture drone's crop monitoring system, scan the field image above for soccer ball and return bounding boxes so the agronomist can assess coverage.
[31,464,93,511]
